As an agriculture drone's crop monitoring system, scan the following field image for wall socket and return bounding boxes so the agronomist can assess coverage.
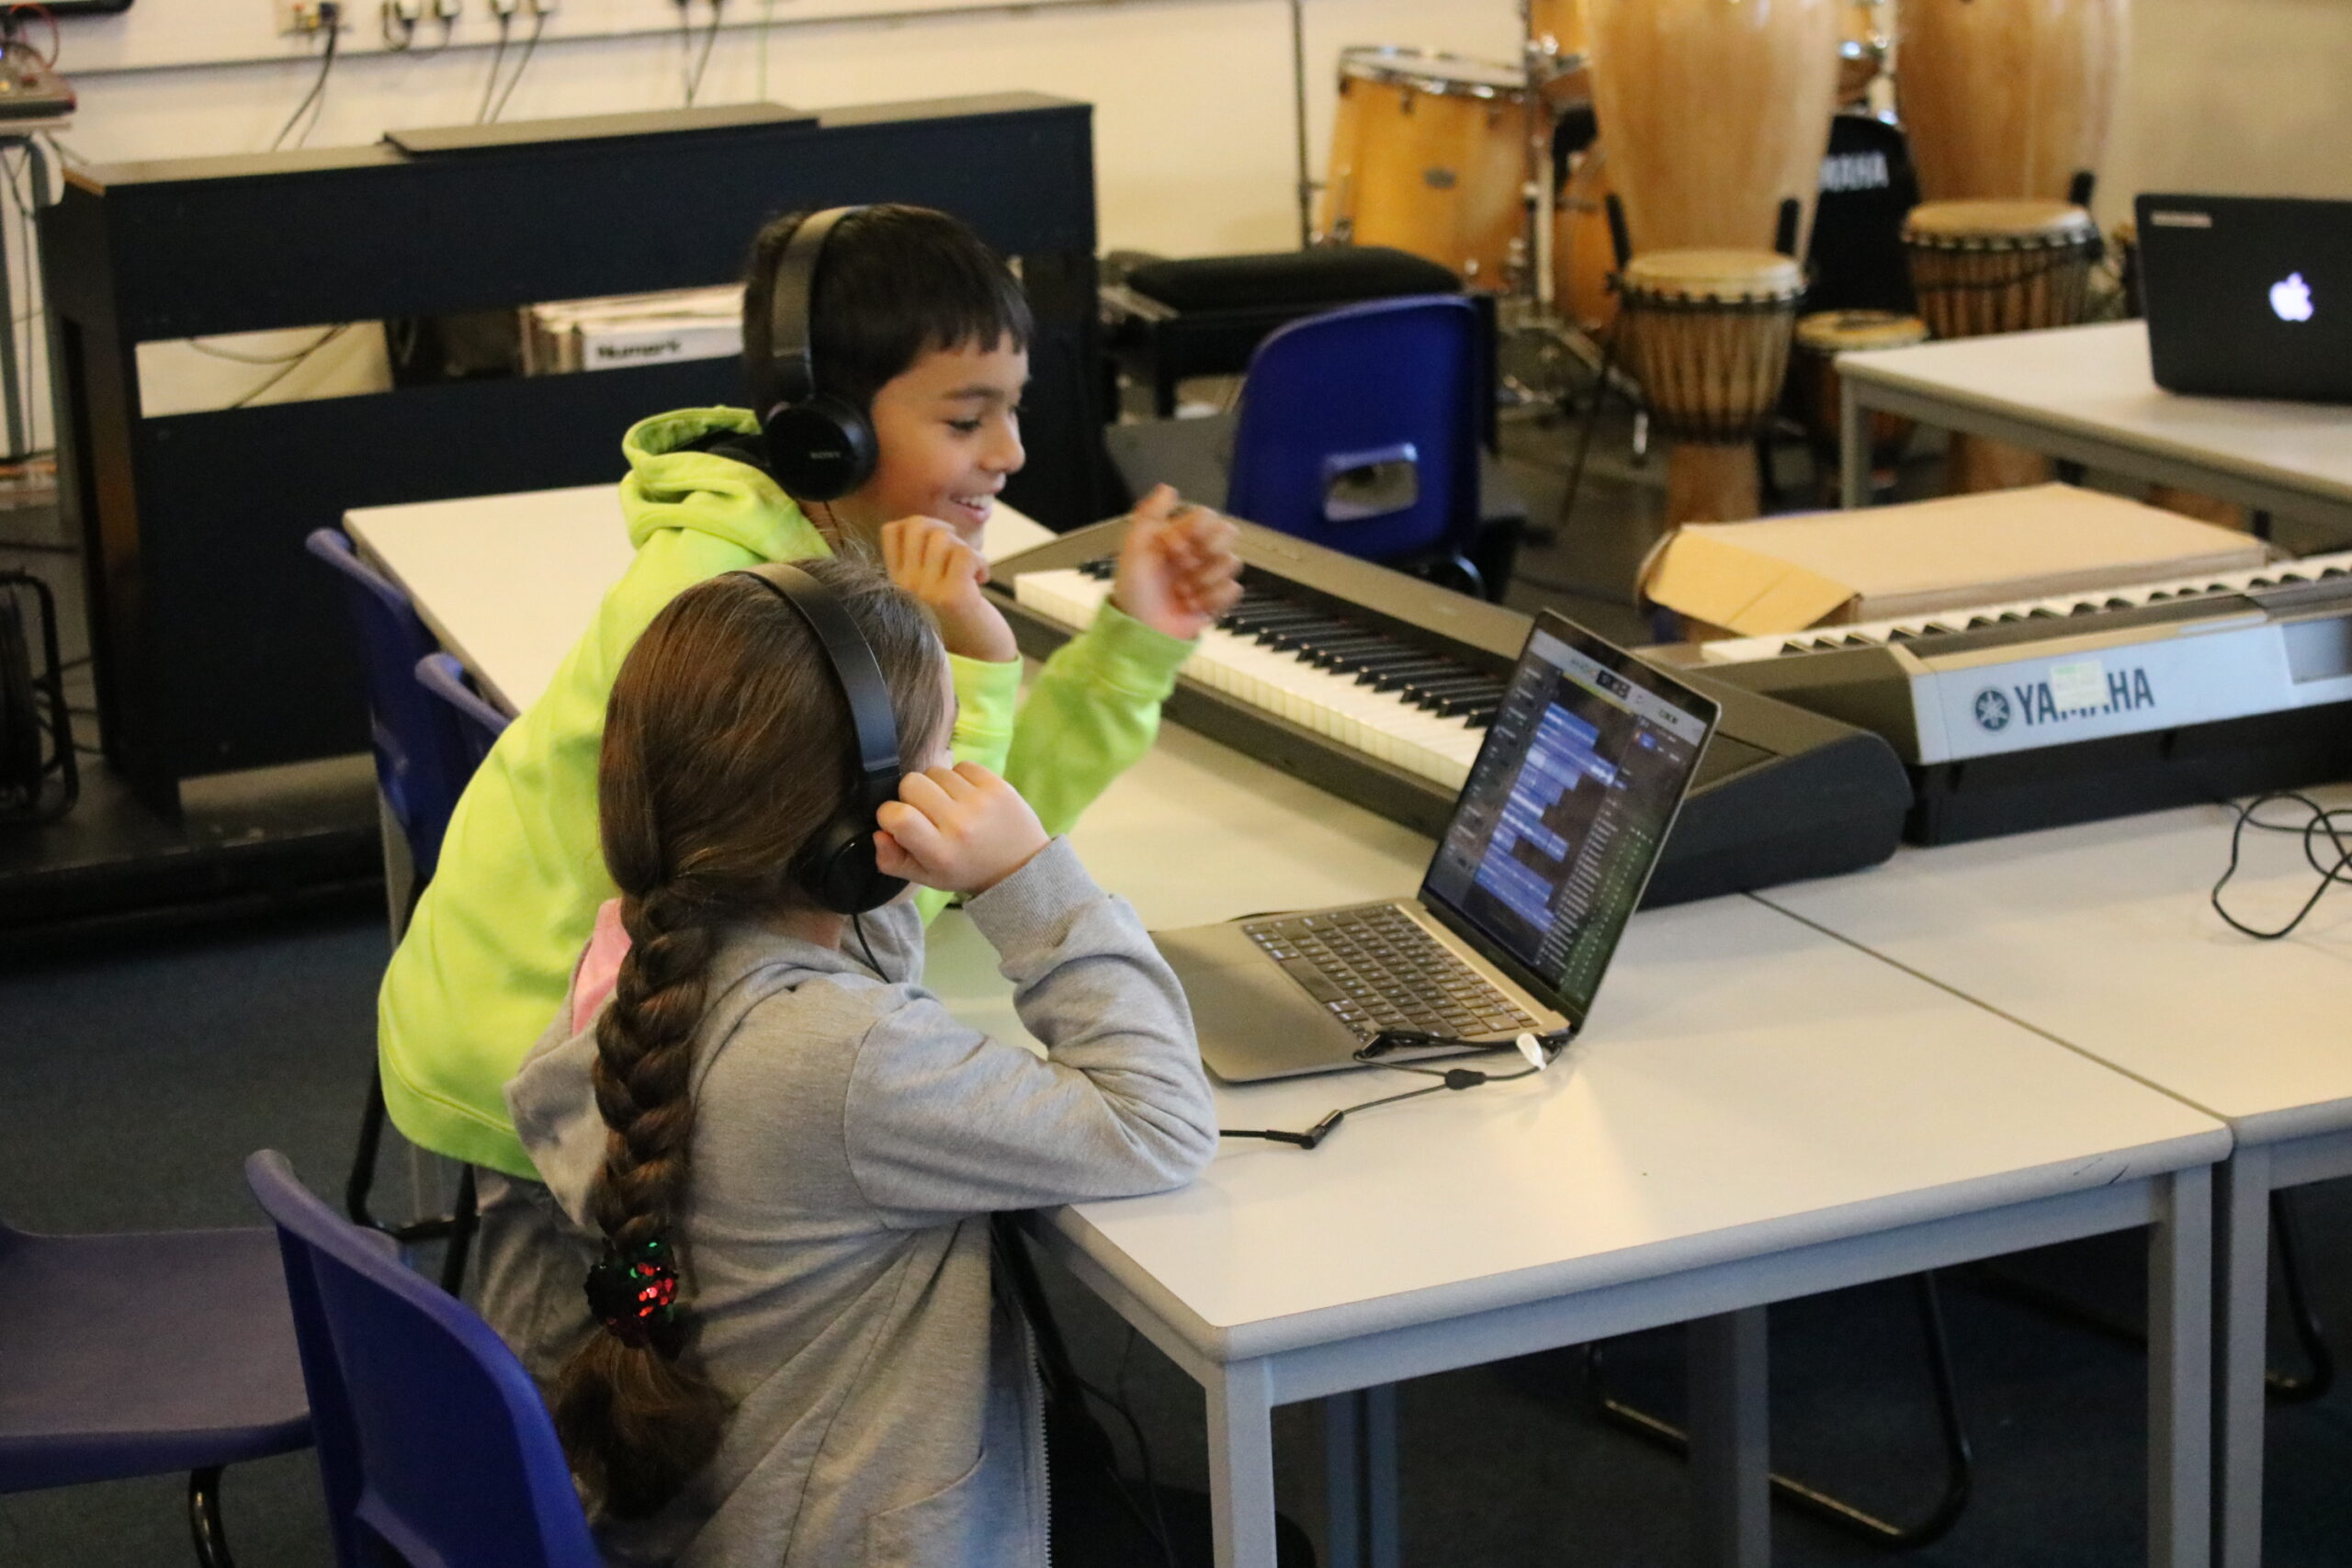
[277,0,345,34]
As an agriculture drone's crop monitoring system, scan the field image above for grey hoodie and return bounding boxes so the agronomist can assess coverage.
[472,838,1217,1567]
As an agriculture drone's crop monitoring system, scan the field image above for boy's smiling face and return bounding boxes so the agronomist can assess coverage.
[831,336,1028,547]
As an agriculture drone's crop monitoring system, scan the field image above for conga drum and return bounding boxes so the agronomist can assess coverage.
[1620,250,1804,525]
[1897,0,2127,201]
[1789,310,1928,497]
[1586,0,1841,255]
[1903,198,2098,490]
[1319,49,1537,289]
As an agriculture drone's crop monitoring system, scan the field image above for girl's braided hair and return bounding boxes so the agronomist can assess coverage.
[551,557,947,1519]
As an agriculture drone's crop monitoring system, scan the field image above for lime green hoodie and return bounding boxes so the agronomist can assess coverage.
[377,407,1193,1177]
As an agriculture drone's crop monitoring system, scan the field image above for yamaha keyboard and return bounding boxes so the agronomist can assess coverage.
[1649,547,2352,843]
[987,518,1911,907]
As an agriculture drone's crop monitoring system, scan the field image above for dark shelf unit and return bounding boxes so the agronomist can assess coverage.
[41,94,1111,818]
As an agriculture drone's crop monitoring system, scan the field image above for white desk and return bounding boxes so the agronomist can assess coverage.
[345,482,1053,714]
[354,487,2232,1568]
[1838,321,2352,533]
[1762,806,2352,1568]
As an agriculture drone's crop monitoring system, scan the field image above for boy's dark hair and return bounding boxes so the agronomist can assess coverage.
[551,558,947,1522]
[741,204,1033,414]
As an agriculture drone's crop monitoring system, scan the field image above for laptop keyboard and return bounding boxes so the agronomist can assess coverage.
[1242,904,1542,1041]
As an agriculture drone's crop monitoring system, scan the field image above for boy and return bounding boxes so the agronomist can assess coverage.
[379,205,1238,1179]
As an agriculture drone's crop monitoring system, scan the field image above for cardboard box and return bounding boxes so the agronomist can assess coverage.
[1639,485,2274,639]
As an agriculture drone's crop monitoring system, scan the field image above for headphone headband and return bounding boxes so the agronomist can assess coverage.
[765,206,858,408]
[728,566,906,913]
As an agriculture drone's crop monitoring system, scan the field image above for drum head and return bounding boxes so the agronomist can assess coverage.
[1903,199,2097,242]
[1795,309,1928,352]
[1338,46,1532,99]
[1623,248,1804,299]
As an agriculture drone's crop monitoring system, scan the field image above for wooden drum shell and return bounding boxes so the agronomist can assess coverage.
[1585,0,1843,255]
[1896,0,2128,201]
[1319,51,1536,289]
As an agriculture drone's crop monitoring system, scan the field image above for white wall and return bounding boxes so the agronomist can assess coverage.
[12,0,2348,453]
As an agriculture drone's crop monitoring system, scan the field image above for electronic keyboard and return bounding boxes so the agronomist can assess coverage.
[989,518,1911,906]
[1651,548,2352,843]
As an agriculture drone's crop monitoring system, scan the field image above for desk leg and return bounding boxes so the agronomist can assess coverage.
[1688,1307,1770,1568]
[2150,1166,2214,1568]
[1323,1393,1360,1568]
[1319,1385,1400,1568]
[1839,378,1869,511]
[1365,1383,1400,1568]
[2213,1147,2270,1568]
[1209,1359,1281,1568]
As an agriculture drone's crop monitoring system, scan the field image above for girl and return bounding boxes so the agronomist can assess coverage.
[474,558,1216,1566]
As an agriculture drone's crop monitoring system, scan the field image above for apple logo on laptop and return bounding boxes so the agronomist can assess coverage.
[2270,272,2316,323]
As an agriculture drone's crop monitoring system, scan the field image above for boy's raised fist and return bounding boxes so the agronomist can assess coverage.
[1110,485,1243,643]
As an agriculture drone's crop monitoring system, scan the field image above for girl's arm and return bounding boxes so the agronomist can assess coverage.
[842,837,1217,1227]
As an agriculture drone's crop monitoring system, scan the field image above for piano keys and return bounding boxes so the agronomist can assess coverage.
[989,518,1913,907]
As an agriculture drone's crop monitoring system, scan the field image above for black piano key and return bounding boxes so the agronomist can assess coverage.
[2106,597,2134,609]
[1886,628,1916,642]
[2028,607,2061,618]
[1373,664,1468,693]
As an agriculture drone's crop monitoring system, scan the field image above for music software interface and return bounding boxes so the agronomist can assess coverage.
[1424,626,1711,1015]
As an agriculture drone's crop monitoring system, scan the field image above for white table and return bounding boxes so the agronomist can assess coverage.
[1838,321,2352,533]
[1761,806,2352,1568]
[345,482,1053,714]
[353,486,2233,1568]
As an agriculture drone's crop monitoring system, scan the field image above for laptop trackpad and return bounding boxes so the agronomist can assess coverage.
[1156,922,1365,1084]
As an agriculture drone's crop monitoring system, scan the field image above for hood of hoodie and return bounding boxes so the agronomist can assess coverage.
[617,406,830,561]
[504,914,922,1231]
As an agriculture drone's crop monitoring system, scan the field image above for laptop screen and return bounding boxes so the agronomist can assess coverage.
[1419,613,1717,1023]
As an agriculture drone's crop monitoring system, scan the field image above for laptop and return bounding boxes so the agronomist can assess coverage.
[1158,611,1720,1083]
[2137,194,2352,403]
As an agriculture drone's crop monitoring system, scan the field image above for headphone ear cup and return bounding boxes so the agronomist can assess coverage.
[763,396,878,504]
[804,815,907,915]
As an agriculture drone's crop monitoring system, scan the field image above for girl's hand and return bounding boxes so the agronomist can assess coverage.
[881,516,1018,663]
[874,761,1048,894]
[1110,486,1244,642]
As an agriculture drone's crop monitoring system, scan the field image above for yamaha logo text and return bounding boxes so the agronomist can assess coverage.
[1973,665,2158,733]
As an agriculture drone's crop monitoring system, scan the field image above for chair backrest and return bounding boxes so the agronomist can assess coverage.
[244,1152,602,1568]
[414,653,512,773]
[1226,295,1485,567]
[302,530,472,882]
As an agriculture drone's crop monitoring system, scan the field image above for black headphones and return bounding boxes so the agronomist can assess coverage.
[751,206,879,503]
[729,566,906,914]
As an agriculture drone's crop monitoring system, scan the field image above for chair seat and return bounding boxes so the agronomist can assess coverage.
[1122,246,1461,314]
[0,1225,311,1492]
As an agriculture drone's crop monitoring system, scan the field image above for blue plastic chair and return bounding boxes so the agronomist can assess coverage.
[0,1216,311,1567]
[303,529,472,886]
[244,1152,602,1568]
[414,652,511,773]
[1225,294,1487,593]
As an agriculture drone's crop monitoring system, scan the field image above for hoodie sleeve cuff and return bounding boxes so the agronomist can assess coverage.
[1062,600,1195,703]
[962,837,1100,955]
[948,652,1023,770]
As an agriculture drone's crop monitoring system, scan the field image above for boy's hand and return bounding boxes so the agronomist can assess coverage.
[1110,485,1243,642]
[881,516,1018,664]
[874,761,1049,895]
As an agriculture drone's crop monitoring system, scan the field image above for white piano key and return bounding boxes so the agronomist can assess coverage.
[1014,568,1487,791]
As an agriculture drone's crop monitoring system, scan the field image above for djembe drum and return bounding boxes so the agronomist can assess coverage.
[1897,0,2126,201]
[1586,0,1841,255]
[1319,49,1537,289]
[1620,251,1804,524]
[1789,310,1928,498]
[1902,199,2098,490]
